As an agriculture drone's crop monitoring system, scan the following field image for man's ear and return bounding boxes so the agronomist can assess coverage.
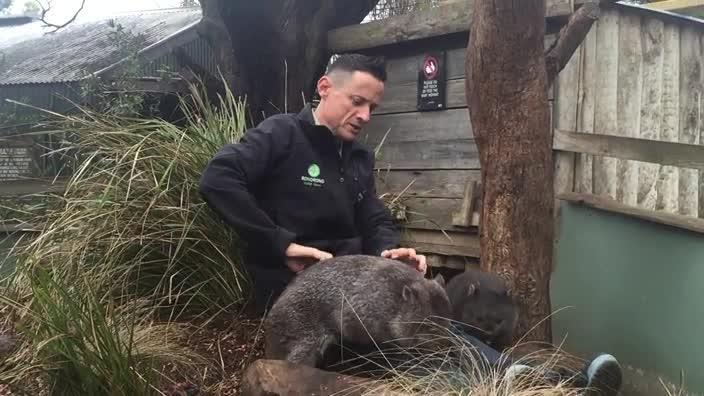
[317,75,333,99]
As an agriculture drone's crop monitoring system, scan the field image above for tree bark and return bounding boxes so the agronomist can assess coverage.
[197,0,380,121]
[465,0,555,343]
[466,1,599,344]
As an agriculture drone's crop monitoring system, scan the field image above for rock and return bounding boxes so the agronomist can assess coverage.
[241,359,396,396]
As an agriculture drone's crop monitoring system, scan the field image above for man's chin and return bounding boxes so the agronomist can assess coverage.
[337,129,359,142]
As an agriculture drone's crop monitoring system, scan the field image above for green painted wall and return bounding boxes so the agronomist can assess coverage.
[551,201,704,394]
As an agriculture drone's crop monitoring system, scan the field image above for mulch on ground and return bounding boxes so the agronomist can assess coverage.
[174,305,267,396]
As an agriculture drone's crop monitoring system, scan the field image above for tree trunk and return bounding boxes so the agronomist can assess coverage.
[465,0,554,343]
[196,0,380,121]
[465,0,599,344]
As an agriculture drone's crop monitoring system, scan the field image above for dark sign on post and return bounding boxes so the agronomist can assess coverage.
[417,51,446,111]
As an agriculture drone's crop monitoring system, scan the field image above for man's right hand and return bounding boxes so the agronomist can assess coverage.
[285,243,333,273]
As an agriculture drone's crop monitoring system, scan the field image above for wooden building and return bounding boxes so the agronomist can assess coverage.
[0,8,212,182]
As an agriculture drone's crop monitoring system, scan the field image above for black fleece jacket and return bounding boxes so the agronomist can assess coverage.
[199,104,400,268]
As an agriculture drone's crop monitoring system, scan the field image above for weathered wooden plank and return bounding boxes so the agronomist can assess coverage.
[399,197,480,231]
[381,34,557,86]
[679,26,701,218]
[375,169,481,199]
[328,0,583,52]
[615,13,642,207]
[412,242,476,259]
[400,228,480,258]
[374,139,479,170]
[575,22,597,194]
[657,23,680,213]
[451,180,476,227]
[553,28,580,213]
[592,8,619,200]
[330,1,471,53]
[425,254,478,270]
[0,178,67,196]
[558,192,704,235]
[376,78,467,114]
[362,108,472,145]
[553,129,704,170]
[638,17,664,210]
[698,32,704,220]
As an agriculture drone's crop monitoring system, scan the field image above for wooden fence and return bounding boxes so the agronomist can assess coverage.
[554,5,704,218]
[554,129,704,235]
[326,0,704,269]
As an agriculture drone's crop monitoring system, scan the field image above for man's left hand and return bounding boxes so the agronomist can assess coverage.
[381,248,427,275]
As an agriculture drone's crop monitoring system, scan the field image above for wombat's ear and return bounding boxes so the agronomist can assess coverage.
[433,273,446,287]
[467,284,476,297]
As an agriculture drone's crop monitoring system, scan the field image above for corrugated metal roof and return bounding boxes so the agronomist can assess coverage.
[615,0,704,23]
[0,8,202,86]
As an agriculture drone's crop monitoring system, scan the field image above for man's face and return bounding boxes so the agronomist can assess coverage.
[315,70,384,142]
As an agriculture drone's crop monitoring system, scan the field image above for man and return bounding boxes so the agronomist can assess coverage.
[199,54,425,313]
[199,53,622,395]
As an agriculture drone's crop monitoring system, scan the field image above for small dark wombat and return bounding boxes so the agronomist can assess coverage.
[446,269,518,350]
[263,254,452,367]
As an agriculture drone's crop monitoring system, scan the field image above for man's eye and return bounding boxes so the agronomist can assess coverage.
[352,97,363,105]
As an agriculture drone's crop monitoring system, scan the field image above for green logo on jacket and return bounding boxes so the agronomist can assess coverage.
[308,164,320,178]
[302,163,324,187]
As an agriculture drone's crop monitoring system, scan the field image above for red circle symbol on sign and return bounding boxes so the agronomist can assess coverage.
[423,56,438,79]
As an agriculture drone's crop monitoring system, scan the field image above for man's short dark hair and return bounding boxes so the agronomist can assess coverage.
[326,54,387,82]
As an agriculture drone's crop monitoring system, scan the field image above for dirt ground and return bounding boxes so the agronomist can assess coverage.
[177,306,267,396]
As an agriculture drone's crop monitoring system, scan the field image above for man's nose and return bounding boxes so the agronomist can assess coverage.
[357,106,371,123]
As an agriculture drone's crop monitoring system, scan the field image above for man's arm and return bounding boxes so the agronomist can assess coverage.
[199,117,297,266]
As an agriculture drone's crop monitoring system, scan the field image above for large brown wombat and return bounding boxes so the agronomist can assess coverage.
[446,268,518,350]
[263,254,452,368]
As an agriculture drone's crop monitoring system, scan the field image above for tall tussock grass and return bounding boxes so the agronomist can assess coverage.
[324,321,590,396]
[0,78,251,393]
[7,78,251,318]
[1,268,204,395]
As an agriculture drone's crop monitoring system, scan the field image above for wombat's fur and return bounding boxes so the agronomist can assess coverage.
[263,254,452,368]
[446,269,518,350]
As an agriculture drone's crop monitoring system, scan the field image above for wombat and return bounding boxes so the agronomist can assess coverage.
[446,268,518,350]
[263,254,452,368]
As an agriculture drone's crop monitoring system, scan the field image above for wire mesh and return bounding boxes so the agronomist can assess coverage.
[366,0,441,21]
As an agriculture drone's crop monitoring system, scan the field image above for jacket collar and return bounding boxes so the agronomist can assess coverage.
[295,104,365,156]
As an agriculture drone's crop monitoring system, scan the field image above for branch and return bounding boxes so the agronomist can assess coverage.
[36,0,86,33]
[545,2,600,84]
